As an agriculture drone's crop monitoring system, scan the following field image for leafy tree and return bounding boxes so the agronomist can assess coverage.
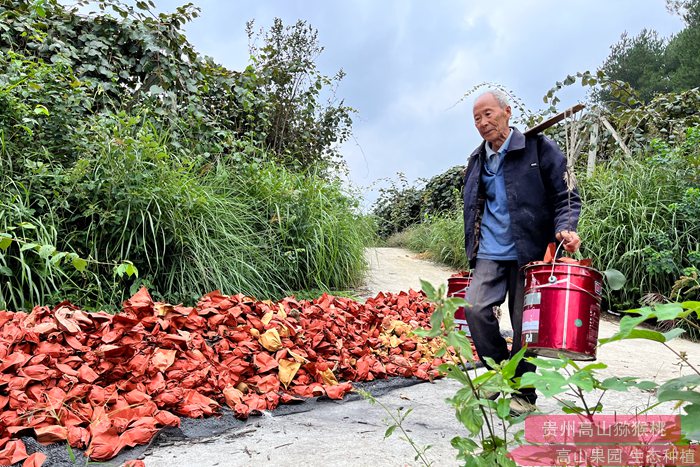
[665,0,700,91]
[246,18,353,172]
[595,29,670,105]
[0,1,366,309]
[372,175,424,239]
[596,0,700,106]
[421,166,465,216]
[0,1,352,172]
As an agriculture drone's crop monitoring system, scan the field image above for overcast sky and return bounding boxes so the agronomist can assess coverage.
[153,0,684,210]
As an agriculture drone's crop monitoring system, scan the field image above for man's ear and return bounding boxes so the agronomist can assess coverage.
[505,105,512,119]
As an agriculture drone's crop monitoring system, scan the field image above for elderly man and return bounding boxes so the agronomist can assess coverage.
[462,89,581,414]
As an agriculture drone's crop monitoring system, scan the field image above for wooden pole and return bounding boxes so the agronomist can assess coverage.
[599,116,631,157]
[587,122,599,177]
[524,103,585,136]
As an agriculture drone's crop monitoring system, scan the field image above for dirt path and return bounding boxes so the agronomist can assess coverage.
[141,247,700,467]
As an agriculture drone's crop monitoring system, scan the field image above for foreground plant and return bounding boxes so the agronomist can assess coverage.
[371,278,700,466]
[357,389,434,466]
[520,299,700,444]
[411,279,530,466]
[600,300,700,441]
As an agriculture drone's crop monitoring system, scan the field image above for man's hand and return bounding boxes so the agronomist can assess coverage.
[556,230,581,253]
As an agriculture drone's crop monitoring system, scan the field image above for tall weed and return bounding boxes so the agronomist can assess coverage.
[233,161,373,293]
[0,181,67,310]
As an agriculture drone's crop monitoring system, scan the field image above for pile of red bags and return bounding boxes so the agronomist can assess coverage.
[0,288,457,464]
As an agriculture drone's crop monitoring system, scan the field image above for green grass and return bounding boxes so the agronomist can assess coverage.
[578,155,699,310]
[1,116,374,310]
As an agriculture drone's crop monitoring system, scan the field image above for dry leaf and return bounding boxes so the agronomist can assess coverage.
[278,359,301,388]
[151,349,177,372]
[258,328,282,351]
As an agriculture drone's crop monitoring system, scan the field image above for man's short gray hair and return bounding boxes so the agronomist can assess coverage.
[478,89,510,109]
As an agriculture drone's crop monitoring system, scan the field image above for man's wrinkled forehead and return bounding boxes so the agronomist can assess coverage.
[473,96,500,116]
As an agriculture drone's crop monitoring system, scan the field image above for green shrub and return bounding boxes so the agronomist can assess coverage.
[0,181,69,310]
[372,167,466,239]
[421,165,465,215]
[0,6,370,310]
[372,175,424,239]
[1,110,371,310]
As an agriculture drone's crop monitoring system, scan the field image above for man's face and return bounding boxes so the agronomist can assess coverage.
[473,93,512,149]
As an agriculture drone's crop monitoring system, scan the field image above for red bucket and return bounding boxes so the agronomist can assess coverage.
[521,262,603,361]
[447,273,472,336]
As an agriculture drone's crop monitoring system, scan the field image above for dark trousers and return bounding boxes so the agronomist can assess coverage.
[465,258,537,402]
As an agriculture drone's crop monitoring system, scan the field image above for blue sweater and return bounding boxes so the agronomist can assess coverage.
[478,131,518,260]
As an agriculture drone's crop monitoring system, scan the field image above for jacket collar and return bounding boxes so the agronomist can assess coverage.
[508,127,526,151]
[469,126,525,159]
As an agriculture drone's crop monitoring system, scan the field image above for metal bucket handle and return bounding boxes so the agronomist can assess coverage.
[530,277,601,301]
[547,241,566,283]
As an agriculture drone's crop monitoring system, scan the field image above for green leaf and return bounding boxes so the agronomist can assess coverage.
[20,242,39,252]
[600,376,638,391]
[33,104,49,116]
[38,244,56,260]
[17,222,36,229]
[681,404,700,441]
[653,303,687,320]
[115,263,127,277]
[578,362,607,372]
[527,357,568,369]
[603,268,626,290]
[482,356,499,369]
[384,425,397,439]
[412,327,430,338]
[125,263,138,278]
[450,436,479,453]
[682,301,700,317]
[0,265,12,276]
[657,374,700,392]
[440,364,469,385]
[521,370,568,397]
[446,331,472,355]
[501,347,527,380]
[419,279,437,300]
[0,235,12,251]
[567,370,595,392]
[50,251,67,265]
[72,256,88,272]
[599,314,662,344]
[456,404,483,435]
[561,405,586,414]
[427,308,444,336]
[657,389,700,405]
[496,397,510,419]
[662,328,686,342]
[636,380,659,391]
[623,328,669,342]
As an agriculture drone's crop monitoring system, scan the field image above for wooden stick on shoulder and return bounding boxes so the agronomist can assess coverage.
[524,103,585,136]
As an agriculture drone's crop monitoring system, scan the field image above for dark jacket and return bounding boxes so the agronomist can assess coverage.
[462,127,581,267]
